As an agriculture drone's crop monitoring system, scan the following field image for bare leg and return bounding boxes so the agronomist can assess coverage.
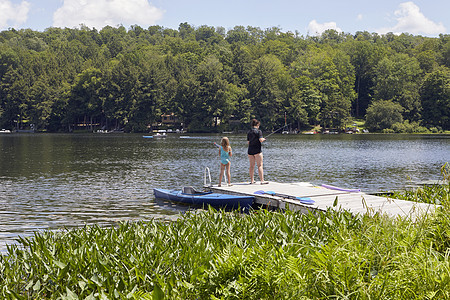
[248,155,256,183]
[255,153,264,183]
[226,162,231,185]
[218,163,225,186]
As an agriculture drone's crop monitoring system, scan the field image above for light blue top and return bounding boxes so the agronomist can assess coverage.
[220,146,231,165]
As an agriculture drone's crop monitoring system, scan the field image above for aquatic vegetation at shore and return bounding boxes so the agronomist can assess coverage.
[1,184,450,299]
[393,164,450,205]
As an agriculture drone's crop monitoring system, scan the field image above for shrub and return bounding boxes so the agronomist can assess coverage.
[365,100,403,132]
[391,120,430,133]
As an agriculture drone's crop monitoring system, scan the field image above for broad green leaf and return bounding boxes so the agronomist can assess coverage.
[65,287,78,300]
[152,284,164,300]
[333,196,339,207]
[54,260,67,269]
[33,280,41,291]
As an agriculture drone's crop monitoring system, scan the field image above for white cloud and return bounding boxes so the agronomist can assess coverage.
[357,14,363,21]
[0,0,30,29]
[307,20,342,36]
[378,1,445,35]
[53,0,164,29]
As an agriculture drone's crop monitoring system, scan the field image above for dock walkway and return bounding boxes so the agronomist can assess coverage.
[206,181,437,219]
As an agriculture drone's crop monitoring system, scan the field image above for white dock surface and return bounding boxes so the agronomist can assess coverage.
[207,181,437,219]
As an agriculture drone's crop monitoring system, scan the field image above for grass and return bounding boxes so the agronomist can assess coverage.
[1,168,449,299]
[351,118,366,131]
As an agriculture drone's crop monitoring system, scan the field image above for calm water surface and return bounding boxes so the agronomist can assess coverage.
[0,133,449,251]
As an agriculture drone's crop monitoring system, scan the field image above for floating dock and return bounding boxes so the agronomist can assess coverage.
[206,181,437,220]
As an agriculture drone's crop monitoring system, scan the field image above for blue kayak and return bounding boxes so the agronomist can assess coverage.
[153,187,254,209]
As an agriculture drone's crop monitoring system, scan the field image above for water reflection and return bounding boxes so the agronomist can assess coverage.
[0,133,449,251]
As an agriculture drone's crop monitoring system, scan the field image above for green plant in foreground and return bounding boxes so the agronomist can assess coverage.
[1,185,450,299]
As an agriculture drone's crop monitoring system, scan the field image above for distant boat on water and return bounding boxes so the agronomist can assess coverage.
[153,132,167,138]
[143,132,167,138]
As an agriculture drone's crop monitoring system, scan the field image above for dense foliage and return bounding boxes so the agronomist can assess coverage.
[1,24,450,132]
[0,182,449,299]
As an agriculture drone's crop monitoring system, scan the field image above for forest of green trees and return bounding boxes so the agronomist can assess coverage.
[0,23,449,133]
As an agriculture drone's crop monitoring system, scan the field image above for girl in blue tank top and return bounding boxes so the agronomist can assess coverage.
[217,137,232,187]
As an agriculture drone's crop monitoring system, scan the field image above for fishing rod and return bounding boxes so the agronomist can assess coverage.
[264,122,292,139]
[263,111,293,139]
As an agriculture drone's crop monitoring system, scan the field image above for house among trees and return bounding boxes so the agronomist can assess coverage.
[161,113,179,126]
[152,113,183,130]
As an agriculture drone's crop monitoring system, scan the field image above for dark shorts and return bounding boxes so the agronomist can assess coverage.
[248,146,261,155]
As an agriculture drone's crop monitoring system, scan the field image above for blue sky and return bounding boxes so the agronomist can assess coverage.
[0,0,448,37]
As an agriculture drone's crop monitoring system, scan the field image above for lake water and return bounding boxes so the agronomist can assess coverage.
[0,133,449,251]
